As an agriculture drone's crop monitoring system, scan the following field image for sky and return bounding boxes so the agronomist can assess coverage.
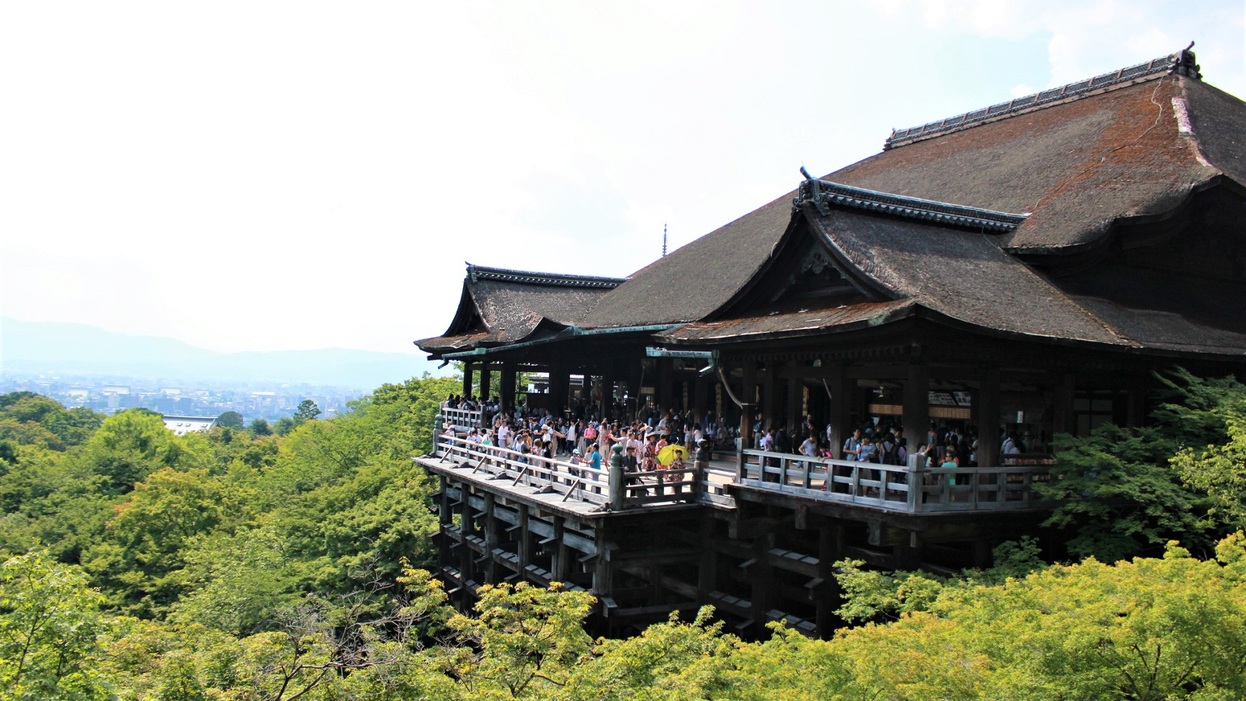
[2,1,1243,355]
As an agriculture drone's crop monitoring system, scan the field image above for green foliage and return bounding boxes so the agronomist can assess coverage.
[6,369,1246,698]
[1041,423,1203,561]
[0,392,102,452]
[1163,370,1246,531]
[0,551,113,700]
[216,410,245,430]
[83,467,231,616]
[448,582,596,698]
[1035,369,1246,561]
[833,558,946,624]
[295,399,322,423]
[372,373,462,455]
[565,608,744,699]
[825,535,1246,700]
[81,409,213,494]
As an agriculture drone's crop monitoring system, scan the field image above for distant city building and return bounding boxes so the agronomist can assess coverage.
[161,415,220,436]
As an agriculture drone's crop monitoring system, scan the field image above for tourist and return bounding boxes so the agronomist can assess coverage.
[941,447,959,486]
[842,428,862,461]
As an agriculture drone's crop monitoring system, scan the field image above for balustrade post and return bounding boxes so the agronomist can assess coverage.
[695,439,710,500]
[433,413,444,455]
[907,466,921,512]
[608,443,626,510]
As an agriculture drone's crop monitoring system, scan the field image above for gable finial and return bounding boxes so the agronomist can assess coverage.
[1173,41,1201,79]
[662,224,668,257]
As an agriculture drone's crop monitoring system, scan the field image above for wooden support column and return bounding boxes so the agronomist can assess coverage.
[458,487,475,597]
[516,504,531,571]
[552,516,570,582]
[977,368,1001,467]
[602,365,617,419]
[657,358,674,413]
[697,518,717,601]
[740,360,758,453]
[814,524,839,639]
[786,370,801,435]
[462,362,475,400]
[691,373,705,422]
[828,364,850,459]
[592,528,614,600]
[1126,377,1148,428]
[628,361,644,420]
[1052,373,1075,436]
[500,361,517,416]
[549,360,568,418]
[749,530,775,633]
[973,538,992,569]
[762,362,779,431]
[894,530,921,570]
[903,363,929,456]
[483,493,498,583]
[479,363,492,403]
[438,476,453,573]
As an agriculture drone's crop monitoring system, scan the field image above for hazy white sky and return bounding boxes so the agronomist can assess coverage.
[2,1,1243,355]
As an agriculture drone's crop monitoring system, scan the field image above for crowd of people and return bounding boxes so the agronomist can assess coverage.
[441,395,1044,488]
[750,412,1045,478]
[440,394,733,483]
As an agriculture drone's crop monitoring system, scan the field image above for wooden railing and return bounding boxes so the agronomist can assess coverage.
[737,450,1055,513]
[441,407,484,430]
[429,432,1053,514]
[433,433,708,509]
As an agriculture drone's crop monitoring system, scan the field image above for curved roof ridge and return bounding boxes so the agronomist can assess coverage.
[885,45,1203,150]
[794,178,1028,232]
[466,263,626,289]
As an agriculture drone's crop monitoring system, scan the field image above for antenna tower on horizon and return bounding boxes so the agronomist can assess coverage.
[662,224,667,257]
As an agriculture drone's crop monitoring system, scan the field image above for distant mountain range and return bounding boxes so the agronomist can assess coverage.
[0,318,447,390]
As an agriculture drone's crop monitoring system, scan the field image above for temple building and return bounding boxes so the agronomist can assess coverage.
[414,47,1246,637]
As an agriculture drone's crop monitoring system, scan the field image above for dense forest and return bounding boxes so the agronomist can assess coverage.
[1,370,1244,700]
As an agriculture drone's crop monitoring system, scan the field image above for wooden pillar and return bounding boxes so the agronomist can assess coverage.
[828,364,850,459]
[786,370,801,435]
[479,363,492,402]
[458,487,475,595]
[657,358,674,413]
[1052,373,1075,436]
[483,493,498,583]
[893,530,921,570]
[762,362,779,431]
[552,516,570,582]
[977,368,1001,467]
[601,365,617,420]
[814,524,839,639]
[462,362,475,400]
[1126,377,1148,428]
[740,360,758,450]
[438,476,453,574]
[749,530,774,634]
[903,363,929,455]
[691,373,705,423]
[549,360,568,418]
[516,504,531,571]
[697,518,717,601]
[500,361,517,416]
[629,361,644,420]
[592,528,614,599]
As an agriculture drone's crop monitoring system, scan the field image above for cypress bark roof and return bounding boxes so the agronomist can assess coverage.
[418,48,1246,360]
[830,74,1236,254]
[416,265,624,354]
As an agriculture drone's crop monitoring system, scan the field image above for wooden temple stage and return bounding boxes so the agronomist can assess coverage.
[415,412,1055,639]
[412,47,1246,640]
